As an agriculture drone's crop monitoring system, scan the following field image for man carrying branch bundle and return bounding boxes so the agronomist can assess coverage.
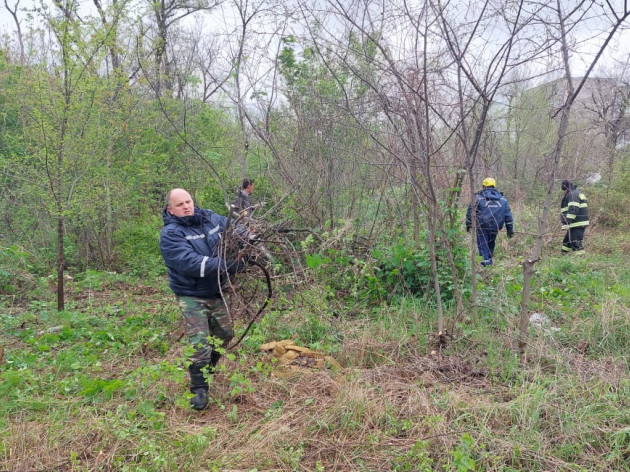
[159,188,247,411]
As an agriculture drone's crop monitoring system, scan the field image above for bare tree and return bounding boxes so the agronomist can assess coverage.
[4,0,25,64]
[92,0,128,78]
[142,0,223,96]
[517,0,630,356]
[435,0,546,320]
[580,74,630,181]
[284,0,460,333]
[193,29,232,102]
[286,0,553,340]
[227,0,269,180]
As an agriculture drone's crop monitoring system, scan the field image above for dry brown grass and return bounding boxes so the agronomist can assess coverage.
[1,337,506,471]
[3,270,630,471]
[2,343,628,471]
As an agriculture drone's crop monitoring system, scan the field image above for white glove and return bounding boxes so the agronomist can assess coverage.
[561,225,569,230]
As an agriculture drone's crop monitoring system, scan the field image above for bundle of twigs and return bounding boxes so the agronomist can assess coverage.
[217,202,308,349]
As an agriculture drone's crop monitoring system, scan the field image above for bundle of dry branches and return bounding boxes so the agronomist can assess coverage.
[217,203,311,349]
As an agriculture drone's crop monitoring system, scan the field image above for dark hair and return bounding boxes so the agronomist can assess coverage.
[242,178,254,189]
[561,180,572,191]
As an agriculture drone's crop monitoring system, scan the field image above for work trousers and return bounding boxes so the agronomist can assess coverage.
[562,227,586,253]
[476,229,498,266]
[176,295,234,368]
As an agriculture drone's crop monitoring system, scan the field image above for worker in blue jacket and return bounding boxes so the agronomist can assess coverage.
[466,178,514,266]
[160,188,246,410]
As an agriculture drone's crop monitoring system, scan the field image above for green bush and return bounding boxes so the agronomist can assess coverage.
[303,227,470,306]
[0,245,37,295]
[588,163,630,229]
[589,187,630,229]
[372,232,470,303]
[113,215,165,277]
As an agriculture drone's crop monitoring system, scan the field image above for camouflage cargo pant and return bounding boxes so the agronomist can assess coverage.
[176,295,234,367]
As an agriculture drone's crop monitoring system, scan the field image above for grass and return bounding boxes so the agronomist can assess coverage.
[2,227,630,470]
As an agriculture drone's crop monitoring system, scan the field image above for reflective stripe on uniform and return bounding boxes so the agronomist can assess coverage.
[200,256,208,277]
[569,220,589,228]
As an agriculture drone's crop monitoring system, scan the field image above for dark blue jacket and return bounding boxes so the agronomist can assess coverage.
[160,206,230,298]
[466,188,514,233]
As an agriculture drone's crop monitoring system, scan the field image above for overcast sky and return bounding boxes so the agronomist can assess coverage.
[0,0,628,80]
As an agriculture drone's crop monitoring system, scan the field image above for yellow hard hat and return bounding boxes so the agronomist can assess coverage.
[482,177,496,187]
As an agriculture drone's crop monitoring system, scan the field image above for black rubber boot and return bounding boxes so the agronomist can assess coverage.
[189,364,209,410]
[209,350,222,368]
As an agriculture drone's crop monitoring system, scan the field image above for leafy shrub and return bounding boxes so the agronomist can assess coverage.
[371,232,469,303]
[588,187,630,229]
[196,173,233,214]
[303,226,384,307]
[303,226,469,307]
[588,165,630,229]
[0,245,36,295]
[113,215,165,276]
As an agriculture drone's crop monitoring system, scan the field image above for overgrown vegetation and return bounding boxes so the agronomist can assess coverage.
[2,217,630,470]
[2,0,630,469]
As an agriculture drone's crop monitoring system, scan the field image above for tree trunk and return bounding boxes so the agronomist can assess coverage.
[57,212,65,311]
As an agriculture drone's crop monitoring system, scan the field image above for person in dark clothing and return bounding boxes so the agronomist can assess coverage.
[560,180,589,254]
[466,178,514,266]
[160,188,246,410]
[232,178,255,215]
